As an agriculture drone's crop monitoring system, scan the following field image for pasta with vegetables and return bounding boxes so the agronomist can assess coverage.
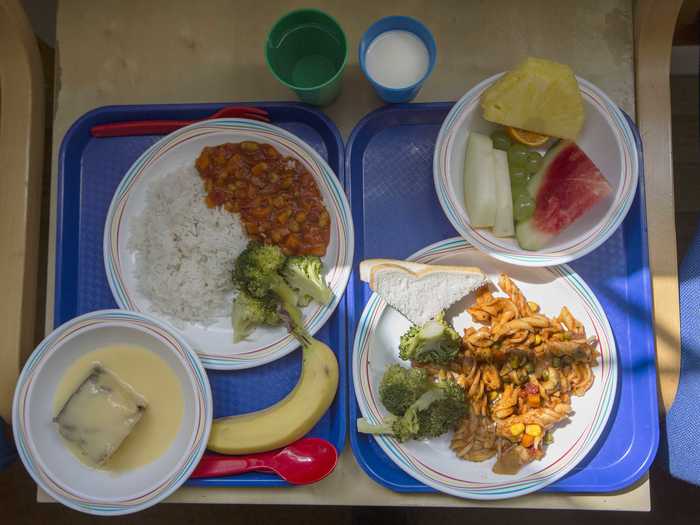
[418,274,599,474]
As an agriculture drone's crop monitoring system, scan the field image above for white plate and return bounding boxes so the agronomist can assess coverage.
[104,119,354,369]
[434,74,639,266]
[12,310,212,515]
[353,238,618,500]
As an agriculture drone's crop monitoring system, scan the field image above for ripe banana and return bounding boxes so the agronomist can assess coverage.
[207,338,339,454]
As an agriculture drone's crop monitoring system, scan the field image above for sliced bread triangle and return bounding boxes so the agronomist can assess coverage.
[359,259,487,325]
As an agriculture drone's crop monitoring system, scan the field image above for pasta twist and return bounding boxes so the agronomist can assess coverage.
[451,414,497,462]
[498,274,531,317]
[423,274,598,475]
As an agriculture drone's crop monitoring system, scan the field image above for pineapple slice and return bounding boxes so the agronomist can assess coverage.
[481,58,584,140]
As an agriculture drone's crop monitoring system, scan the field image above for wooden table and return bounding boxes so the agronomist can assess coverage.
[0,0,43,428]
[5,0,683,512]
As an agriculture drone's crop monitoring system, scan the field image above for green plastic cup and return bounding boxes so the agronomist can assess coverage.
[265,9,347,106]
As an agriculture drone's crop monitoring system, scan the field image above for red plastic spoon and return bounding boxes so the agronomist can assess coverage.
[190,437,338,485]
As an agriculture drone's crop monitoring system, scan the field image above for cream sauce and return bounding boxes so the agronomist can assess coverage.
[54,344,184,472]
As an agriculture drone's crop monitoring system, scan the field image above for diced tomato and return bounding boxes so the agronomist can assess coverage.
[524,382,540,395]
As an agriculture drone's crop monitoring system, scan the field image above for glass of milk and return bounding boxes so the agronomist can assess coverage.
[359,16,437,103]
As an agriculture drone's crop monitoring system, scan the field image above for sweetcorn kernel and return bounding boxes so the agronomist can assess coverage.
[510,423,525,436]
[525,424,542,437]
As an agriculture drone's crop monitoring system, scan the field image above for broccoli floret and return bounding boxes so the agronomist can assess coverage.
[297,294,313,307]
[414,381,467,438]
[398,312,461,366]
[357,414,401,437]
[281,255,333,305]
[379,364,430,416]
[357,380,467,442]
[231,291,281,342]
[233,242,287,297]
[399,324,421,357]
[358,388,441,442]
[233,242,304,330]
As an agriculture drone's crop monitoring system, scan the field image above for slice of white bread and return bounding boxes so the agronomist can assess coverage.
[359,259,487,325]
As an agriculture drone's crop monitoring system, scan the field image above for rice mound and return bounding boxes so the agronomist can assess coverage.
[128,165,247,325]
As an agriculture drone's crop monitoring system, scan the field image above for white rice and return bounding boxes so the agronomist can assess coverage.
[128,165,247,325]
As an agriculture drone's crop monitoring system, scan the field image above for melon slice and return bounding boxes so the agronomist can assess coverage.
[463,131,496,227]
[515,141,612,251]
[492,149,514,237]
[481,57,585,140]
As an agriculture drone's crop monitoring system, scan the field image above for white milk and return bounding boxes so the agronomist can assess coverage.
[365,30,430,89]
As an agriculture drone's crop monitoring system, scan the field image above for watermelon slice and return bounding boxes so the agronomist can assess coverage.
[516,141,612,250]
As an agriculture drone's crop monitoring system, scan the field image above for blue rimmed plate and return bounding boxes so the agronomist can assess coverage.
[434,74,639,267]
[12,310,212,515]
[352,238,618,500]
[104,118,354,369]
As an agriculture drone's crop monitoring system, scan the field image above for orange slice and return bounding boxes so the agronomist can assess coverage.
[506,126,550,147]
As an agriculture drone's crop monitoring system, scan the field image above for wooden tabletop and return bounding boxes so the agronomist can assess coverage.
[0,0,44,423]
[21,0,682,511]
[635,0,683,411]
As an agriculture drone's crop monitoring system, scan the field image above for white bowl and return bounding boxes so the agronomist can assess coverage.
[12,310,212,516]
[433,74,640,266]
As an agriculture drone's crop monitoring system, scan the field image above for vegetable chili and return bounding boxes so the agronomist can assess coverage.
[195,141,330,256]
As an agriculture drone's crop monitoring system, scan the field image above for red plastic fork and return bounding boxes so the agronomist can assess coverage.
[90,106,271,137]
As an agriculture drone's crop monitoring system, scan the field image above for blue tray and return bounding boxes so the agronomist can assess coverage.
[346,103,659,493]
[56,102,346,488]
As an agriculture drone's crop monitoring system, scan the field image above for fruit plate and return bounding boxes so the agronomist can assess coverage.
[346,103,658,494]
[434,73,640,267]
[353,238,618,500]
[56,102,347,487]
[104,118,353,370]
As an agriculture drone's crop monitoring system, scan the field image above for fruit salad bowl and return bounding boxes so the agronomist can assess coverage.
[433,72,640,267]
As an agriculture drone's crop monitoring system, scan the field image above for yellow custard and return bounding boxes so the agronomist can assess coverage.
[53,344,184,472]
